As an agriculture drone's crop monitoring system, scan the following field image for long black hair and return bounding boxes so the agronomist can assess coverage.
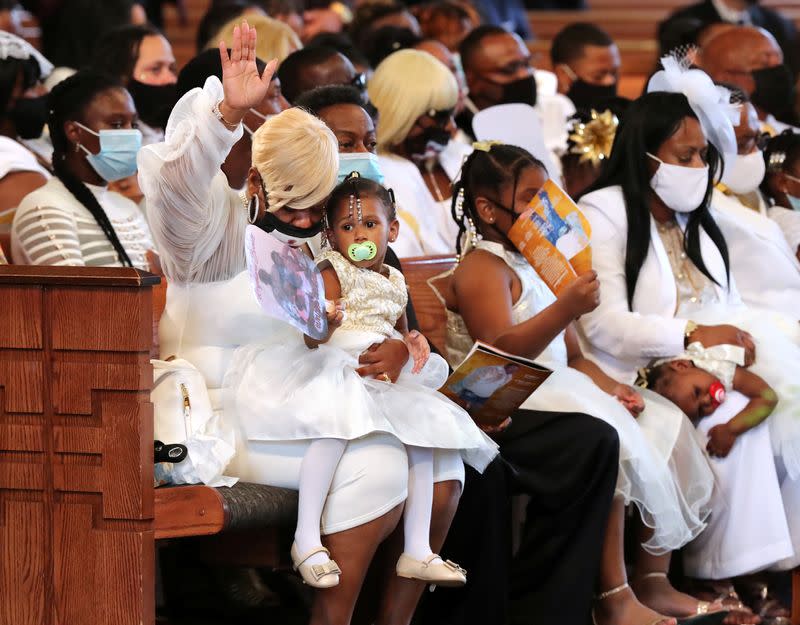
[48,70,133,267]
[92,24,163,85]
[451,144,547,258]
[581,91,729,309]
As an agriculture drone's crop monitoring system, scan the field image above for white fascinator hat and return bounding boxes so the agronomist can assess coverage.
[647,54,739,164]
[0,31,53,79]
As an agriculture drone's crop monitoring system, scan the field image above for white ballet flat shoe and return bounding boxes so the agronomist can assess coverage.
[290,542,341,589]
[395,553,467,587]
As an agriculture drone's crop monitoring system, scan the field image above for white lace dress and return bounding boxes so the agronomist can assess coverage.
[226,250,498,472]
[443,241,714,554]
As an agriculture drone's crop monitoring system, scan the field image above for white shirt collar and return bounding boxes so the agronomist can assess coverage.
[711,0,751,24]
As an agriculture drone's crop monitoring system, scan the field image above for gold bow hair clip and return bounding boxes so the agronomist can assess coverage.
[472,139,503,153]
[568,109,619,167]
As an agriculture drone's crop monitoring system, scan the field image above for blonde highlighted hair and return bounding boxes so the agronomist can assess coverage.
[252,107,339,212]
[367,48,458,150]
[209,13,301,64]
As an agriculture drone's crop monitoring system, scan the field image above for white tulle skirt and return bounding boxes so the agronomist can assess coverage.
[520,366,714,554]
[225,329,498,473]
[691,304,800,481]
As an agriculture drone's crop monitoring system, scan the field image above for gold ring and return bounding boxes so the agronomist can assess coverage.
[379,373,391,382]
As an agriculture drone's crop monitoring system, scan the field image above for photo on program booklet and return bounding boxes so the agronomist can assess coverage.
[245,224,328,340]
[441,341,552,427]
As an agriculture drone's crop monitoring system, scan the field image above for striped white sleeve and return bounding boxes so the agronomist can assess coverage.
[11,203,84,266]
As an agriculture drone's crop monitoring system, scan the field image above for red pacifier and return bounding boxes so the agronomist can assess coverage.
[708,380,726,411]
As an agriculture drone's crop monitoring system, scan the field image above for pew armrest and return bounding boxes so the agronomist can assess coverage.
[155,483,298,540]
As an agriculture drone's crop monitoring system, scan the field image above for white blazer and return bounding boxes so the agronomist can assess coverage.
[576,185,742,382]
[712,189,800,319]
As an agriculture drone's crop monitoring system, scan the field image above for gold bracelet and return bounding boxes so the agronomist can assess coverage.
[212,99,239,131]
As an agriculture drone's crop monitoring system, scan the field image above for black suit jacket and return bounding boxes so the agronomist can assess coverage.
[663,0,800,76]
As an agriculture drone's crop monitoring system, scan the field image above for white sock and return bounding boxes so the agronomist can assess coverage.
[403,446,439,563]
[294,438,346,567]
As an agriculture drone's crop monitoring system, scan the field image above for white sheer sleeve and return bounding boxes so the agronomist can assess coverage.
[138,76,247,284]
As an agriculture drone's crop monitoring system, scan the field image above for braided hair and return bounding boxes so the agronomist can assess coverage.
[762,130,800,178]
[326,173,397,223]
[450,143,547,259]
[48,70,133,267]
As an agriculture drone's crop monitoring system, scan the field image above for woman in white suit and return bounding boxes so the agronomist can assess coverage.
[712,95,800,321]
[577,61,800,612]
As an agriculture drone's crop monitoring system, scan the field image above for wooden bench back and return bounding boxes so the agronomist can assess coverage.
[0,231,10,262]
[401,255,457,357]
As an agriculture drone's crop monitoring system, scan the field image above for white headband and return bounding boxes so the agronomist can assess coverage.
[0,31,54,79]
[647,55,739,162]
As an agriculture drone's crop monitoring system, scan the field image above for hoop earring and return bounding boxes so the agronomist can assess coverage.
[248,194,260,224]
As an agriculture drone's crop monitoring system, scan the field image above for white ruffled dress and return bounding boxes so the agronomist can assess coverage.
[442,241,714,554]
[226,250,499,473]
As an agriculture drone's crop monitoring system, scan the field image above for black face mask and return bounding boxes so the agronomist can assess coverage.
[490,74,537,108]
[126,80,177,130]
[10,94,48,139]
[256,209,325,241]
[751,64,795,122]
[566,79,618,112]
[408,126,452,161]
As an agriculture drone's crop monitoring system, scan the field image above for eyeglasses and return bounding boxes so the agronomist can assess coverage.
[738,131,770,154]
[351,73,367,91]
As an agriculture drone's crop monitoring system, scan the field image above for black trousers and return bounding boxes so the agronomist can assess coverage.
[416,410,619,625]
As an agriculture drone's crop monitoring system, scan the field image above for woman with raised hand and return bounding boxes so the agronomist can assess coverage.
[139,21,431,624]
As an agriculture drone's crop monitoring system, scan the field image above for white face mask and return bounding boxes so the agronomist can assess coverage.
[720,149,766,195]
[647,153,709,213]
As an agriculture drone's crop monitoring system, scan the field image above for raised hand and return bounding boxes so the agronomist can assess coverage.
[218,20,278,121]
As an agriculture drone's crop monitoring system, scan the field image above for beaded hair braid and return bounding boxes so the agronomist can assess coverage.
[451,143,548,260]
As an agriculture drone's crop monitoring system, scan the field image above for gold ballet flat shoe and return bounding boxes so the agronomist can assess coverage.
[290,542,341,589]
[395,553,467,587]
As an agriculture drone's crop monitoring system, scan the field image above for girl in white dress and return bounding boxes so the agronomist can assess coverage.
[436,142,722,625]
[228,175,498,589]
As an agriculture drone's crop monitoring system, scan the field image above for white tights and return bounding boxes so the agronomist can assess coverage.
[294,439,437,567]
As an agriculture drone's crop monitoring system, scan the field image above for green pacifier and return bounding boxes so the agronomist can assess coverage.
[348,241,378,262]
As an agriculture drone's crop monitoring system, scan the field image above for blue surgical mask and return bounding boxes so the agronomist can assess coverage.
[337,152,385,185]
[75,122,142,182]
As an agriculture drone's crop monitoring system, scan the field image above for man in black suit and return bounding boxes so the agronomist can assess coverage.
[661,0,800,76]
